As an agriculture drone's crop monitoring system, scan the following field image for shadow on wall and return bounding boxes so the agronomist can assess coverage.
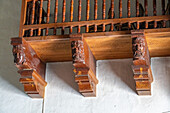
[48,62,80,96]
[0,0,25,96]
[0,43,25,95]
[107,59,136,93]
[151,57,170,99]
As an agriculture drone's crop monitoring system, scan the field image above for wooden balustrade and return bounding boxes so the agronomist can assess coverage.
[12,0,170,98]
[22,0,170,37]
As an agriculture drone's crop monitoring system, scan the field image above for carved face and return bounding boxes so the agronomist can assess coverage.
[12,45,25,65]
[133,37,145,59]
[71,41,85,63]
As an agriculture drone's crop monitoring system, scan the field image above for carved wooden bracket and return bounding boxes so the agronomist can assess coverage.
[131,30,153,95]
[11,37,47,98]
[70,37,98,97]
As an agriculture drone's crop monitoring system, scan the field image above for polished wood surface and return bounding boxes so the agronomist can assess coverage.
[25,28,170,62]
[22,15,170,31]
[12,0,170,98]
[71,37,98,97]
[11,37,47,98]
[131,30,153,95]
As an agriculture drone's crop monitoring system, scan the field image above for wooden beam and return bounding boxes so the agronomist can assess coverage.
[25,28,170,62]
[70,36,98,97]
[131,30,153,95]
[11,37,47,98]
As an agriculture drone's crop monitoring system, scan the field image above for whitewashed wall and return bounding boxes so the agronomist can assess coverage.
[0,0,44,113]
[0,0,170,113]
[44,58,170,113]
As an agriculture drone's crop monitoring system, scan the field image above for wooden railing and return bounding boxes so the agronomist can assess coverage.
[20,0,170,37]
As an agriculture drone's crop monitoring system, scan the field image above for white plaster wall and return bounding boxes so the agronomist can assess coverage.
[44,58,170,113]
[0,0,43,113]
[0,0,170,113]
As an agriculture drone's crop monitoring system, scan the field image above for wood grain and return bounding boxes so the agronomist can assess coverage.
[22,15,170,30]
[26,28,170,62]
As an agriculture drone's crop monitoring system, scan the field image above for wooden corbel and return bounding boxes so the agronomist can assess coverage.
[70,36,98,97]
[131,30,153,95]
[11,37,47,98]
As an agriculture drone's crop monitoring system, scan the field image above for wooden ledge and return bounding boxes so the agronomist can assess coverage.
[23,28,170,62]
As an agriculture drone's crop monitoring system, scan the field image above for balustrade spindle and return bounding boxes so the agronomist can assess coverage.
[70,0,74,33]
[103,24,105,32]
[162,20,166,28]
[136,0,139,17]
[154,21,157,28]
[94,0,98,32]
[128,0,130,18]
[86,0,90,33]
[153,0,156,16]
[38,0,43,36]
[137,21,139,29]
[55,0,58,23]
[145,0,148,28]
[102,0,106,31]
[31,0,35,24]
[54,0,58,35]
[153,0,157,28]
[127,0,131,29]
[136,0,139,29]
[30,0,35,36]
[145,21,148,28]
[62,0,66,34]
[162,0,166,27]
[128,22,131,29]
[162,0,165,15]
[145,0,148,16]
[103,0,106,19]
[28,4,32,25]
[78,0,81,33]
[111,0,114,19]
[119,0,122,18]
[46,0,50,23]
[94,0,98,20]
[110,0,114,31]
[46,0,50,36]
[119,0,122,30]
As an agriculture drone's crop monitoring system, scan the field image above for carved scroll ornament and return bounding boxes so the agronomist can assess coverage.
[71,40,85,63]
